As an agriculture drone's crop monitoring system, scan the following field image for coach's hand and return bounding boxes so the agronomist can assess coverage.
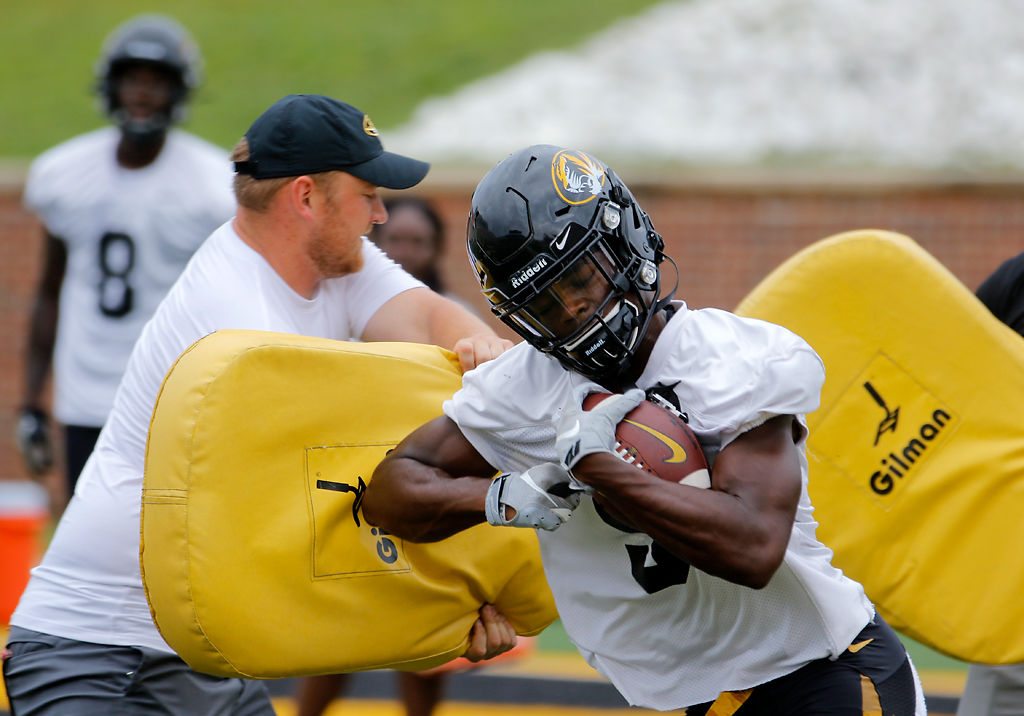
[463,604,517,663]
[555,387,645,472]
[453,333,515,372]
[485,463,580,531]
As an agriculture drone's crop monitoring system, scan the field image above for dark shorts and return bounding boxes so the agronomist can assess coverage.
[63,425,102,494]
[685,615,922,716]
[2,627,274,716]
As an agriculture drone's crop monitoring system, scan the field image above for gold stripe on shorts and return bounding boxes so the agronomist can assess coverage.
[861,673,882,716]
[703,688,753,716]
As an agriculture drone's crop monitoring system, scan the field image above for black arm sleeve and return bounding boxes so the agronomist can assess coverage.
[976,252,1024,337]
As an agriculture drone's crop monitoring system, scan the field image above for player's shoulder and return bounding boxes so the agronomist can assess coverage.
[164,129,232,171]
[654,304,823,388]
[651,305,824,434]
[452,342,579,429]
[676,304,815,356]
[469,340,551,376]
[158,131,235,212]
[460,342,568,402]
[28,127,115,181]
[25,128,118,212]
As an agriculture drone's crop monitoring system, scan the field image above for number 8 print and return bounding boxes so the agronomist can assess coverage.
[98,232,135,318]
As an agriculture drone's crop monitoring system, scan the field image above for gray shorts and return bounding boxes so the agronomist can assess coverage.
[956,662,1024,716]
[2,626,275,716]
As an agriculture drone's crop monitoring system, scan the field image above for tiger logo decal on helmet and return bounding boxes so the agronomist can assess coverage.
[552,150,605,205]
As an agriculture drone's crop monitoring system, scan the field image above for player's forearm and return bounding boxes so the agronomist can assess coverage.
[575,452,790,589]
[364,456,490,542]
[23,293,58,406]
[24,231,65,407]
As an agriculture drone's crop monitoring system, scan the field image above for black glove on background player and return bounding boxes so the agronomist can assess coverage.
[16,406,54,475]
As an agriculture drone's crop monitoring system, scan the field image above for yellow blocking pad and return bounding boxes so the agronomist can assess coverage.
[736,230,1024,665]
[141,330,557,679]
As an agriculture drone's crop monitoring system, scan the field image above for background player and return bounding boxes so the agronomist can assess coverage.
[364,144,928,714]
[372,196,449,293]
[15,14,235,513]
[954,254,1024,715]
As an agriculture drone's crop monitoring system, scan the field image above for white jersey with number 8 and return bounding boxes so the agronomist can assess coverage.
[24,126,235,427]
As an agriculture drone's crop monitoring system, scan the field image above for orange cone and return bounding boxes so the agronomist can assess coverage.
[0,481,49,625]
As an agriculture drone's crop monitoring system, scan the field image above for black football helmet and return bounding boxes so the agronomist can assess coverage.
[95,14,202,141]
[467,144,673,382]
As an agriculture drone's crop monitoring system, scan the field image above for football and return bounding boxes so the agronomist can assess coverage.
[582,392,710,488]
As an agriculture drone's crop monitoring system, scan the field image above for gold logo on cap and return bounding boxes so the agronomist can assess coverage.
[363,115,379,137]
[551,150,605,205]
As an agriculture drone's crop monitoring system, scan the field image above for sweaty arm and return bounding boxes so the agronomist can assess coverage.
[15,230,65,474]
[362,415,496,542]
[572,414,803,589]
[364,419,523,662]
[361,287,513,371]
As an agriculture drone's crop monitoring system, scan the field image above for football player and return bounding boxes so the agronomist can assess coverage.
[363,145,928,714]
[955,254,1024,715]
[16,14,235,509]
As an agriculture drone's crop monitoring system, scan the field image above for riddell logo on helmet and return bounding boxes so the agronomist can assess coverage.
[583,336,606,356]
[510,258,548,288]
[552,150,605,205]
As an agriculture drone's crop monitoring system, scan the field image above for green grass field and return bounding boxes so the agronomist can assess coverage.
[2,0,665,159]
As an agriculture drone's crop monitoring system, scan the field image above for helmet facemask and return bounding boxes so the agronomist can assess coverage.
[106,62,184,144]
[95,15,201,139]
[487,202,664,382]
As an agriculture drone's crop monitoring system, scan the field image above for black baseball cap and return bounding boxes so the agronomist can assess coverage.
[234,94,429,189]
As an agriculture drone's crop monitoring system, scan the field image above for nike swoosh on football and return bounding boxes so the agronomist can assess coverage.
[848,638,874,653]
[622,420,688,463]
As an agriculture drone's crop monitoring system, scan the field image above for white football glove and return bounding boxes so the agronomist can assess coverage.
[485,463,581,531]
[555,387,645,472]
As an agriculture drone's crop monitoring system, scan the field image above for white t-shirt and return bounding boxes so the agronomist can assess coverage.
[444,304,874,710]
[11,221,424,652]
[23,126,235,426]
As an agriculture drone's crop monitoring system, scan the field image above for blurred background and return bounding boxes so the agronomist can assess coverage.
[3,0,1021,713]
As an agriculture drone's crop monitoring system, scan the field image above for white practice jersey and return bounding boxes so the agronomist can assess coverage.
[11,222,423,652]
[23,126,235,426]
[444,304,874,710]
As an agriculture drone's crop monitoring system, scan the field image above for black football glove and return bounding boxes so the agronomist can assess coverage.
[16,407,54,475]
